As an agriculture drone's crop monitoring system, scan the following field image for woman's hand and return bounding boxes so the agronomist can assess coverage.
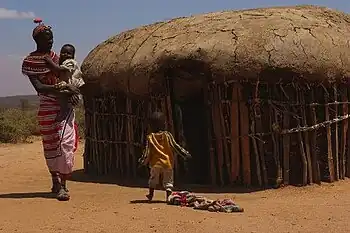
[65,84,80,94]
[43,55,55,66]
[54,82,68,90]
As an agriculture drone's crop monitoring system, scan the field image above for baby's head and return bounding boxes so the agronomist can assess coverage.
[59,44,75,64]
[149,111,166,132]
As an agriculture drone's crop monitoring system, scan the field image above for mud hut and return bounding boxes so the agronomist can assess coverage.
[81,5,350,187]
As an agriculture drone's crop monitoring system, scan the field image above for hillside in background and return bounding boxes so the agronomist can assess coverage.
[0,95,38,108]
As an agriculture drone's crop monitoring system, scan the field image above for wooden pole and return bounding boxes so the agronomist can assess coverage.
[238,84,251,186]
[230,84,241,184]
[211,86,224,186]
[126,97,136,178]
[254,92,268,186]
[345,88,350,178]
[309,89,321,184]
[340,87,348,179]
[282,106,291,185]
[250,99,262,187]
[291,87,307,185]
[218,86,231,184]
[92,98,99,175]
[281,85,291,185]
[299,89,313,184]
[205,84,217,186]
[325,91,335,182]
[334,85,340,180]
[270,87,282,187]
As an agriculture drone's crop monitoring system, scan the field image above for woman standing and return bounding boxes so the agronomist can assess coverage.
[21,19,80,201]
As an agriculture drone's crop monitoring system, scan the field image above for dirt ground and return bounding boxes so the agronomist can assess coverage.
[0,141,350,233]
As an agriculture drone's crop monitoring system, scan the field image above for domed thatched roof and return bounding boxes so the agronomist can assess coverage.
[82,5,350,97]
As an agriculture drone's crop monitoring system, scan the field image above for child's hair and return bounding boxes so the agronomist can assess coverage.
[149,111,166,132]
[62,44,75,54]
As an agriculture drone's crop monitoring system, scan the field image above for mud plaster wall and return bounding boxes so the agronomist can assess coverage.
[82,5,350,97]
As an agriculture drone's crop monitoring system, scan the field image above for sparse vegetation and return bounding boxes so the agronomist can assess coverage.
[0,106,85,143]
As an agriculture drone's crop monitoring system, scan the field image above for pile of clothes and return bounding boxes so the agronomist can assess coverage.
[167,191,244,213]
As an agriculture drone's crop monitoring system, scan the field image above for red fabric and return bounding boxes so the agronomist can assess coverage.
[32,20,51,38]
[33,18,43,24]
[37,97,61,153]
[22,51,59,85]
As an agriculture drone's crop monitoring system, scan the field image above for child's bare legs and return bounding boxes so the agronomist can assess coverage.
[162,169,174,201]
[146,188,155,201]
[147,167,160,201]
[147,167,174,201]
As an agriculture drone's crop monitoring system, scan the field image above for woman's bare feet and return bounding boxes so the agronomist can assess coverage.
[50,172,61,194]
[56,186,70,201]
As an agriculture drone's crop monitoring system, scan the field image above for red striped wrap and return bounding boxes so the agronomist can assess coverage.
[22,50,79,175]
[38,94,78,174]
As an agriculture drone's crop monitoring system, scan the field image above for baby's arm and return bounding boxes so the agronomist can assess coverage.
[69,60,85,88]
[44,56,69,72]
[166,132,192,159]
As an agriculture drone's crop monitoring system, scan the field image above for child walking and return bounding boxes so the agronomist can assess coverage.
[44,44,84,121]
[139,112,192,201]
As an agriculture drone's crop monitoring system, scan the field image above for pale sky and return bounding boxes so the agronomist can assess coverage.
[0,0,349,96]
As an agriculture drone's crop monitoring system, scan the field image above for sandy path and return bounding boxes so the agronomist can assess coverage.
[0,141,350,233]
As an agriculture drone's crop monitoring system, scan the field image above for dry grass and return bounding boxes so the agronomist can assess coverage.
[0,107,85,143]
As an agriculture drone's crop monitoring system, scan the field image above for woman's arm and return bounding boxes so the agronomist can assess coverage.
[28,76,79,97]
[28,76,62,95]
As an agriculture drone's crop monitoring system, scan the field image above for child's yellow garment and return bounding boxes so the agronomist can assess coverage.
[141,131,190,169]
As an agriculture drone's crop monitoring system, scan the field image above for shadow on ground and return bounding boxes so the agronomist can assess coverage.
[71,169,149,188]
[0,192,56,199]
[71,169,267,194]
[129,200,166,204]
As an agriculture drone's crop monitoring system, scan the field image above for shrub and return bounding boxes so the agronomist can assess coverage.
[0,106,85,143]
[0,108,37,143]
[74,107,85,139]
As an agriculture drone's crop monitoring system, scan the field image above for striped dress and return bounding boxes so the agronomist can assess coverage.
[22,51,78,175]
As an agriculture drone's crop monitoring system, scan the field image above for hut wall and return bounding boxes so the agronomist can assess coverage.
[83,91,169,178]
[83,82,350,187]
[203,81,350,187]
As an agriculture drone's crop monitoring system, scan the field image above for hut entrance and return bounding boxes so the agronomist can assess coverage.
[170,87,211,185]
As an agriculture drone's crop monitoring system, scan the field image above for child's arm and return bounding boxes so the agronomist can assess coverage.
[44,56,69,72]
[60,59,77,73]
[138,136,151,166]
[165,131,192,160]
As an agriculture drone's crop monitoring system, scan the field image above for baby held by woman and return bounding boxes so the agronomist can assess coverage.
[44,44,84,121]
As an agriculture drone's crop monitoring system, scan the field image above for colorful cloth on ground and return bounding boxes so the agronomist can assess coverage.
[139,131,190,169]
[22,51,78,175]
[167,191,244,213]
